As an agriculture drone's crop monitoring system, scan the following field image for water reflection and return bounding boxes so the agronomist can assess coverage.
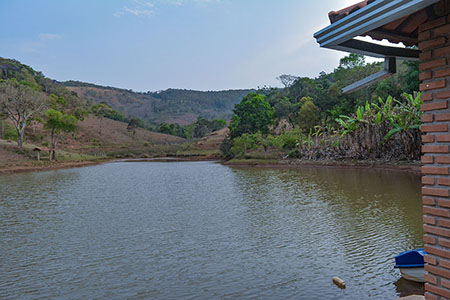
[230,166,423,298]
[0,162,422,299]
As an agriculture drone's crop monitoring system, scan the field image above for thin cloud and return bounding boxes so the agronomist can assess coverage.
[39,33,64,41]
[114,0,154,18]
[113,0,221,17]
[19,33,63,53]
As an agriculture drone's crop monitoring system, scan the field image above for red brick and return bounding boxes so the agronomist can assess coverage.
[424,292,439,300]
[420,71,432,80]
[425,224,450,237]
[441,258,450,269]
[419,30,432,41]
[426,282,450,298]
[424,196,436,205]
[436,113,450,121]
[435,46,450,57]
[443,278,450,289]
[420,51,432,61]
[424,187,450,197]
[438,199,450,208]
[426,245,450,260]
[422,124,449,133]
[420,38,447,51]
[440,237,450,248]
[420,58,447,71]
[436,90,450,99]
[421,79,447,91]
[422,101,448,112]
[422,114,434,123]
[435,68,450,78]
[439,218,450,228]
[434,24,450,36]
[425,234,438,244]
[420,17,447,32]
[426,263,450,278]
[426,273,439,285]
[438,178,450,186]
[425,215,437,224]
[425,254,438,265]
[422,135,435,143]
[437,135,450,142]
[422,155,435,164]
[438,156,450,164]
[423,166,449,175]
[424,205,450,217]
[422,93,433,101]
[422,145,450,153]
[423,176,436,185]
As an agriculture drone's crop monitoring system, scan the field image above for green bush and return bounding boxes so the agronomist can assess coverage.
[270,129,303,150]
[1,122,18,141]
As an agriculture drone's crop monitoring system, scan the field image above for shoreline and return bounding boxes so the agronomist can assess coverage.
[0,156,421,175]
[0,159,113,175]
[223,159,421,174]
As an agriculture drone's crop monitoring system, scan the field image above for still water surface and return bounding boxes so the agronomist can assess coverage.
[0,161,423,299]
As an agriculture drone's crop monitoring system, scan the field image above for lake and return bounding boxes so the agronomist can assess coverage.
[0,161,423,299]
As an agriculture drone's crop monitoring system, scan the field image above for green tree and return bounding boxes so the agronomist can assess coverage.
[158,123,172,135]
[44,109,78,159]
[0,80,47,150]
[91,103,113,135]
[296,98,320,132]
[229,93,274,138]
[339,53,366,69]
[127,117,142,132]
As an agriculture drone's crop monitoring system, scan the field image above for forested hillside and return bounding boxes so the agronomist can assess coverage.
[64,81,252,125]
[221,54,422,162]
[0,57,191,170]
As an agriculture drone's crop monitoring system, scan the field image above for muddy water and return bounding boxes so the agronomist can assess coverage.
[0,161,423,299]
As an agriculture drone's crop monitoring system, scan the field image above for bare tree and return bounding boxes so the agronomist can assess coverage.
[276,74,299,88]
[0,81,47,150]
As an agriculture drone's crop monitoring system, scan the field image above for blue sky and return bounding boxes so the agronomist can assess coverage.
[0,0,358,92]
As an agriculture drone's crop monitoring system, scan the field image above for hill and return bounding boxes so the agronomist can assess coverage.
[0,57,197,171]
[64,81,252,125]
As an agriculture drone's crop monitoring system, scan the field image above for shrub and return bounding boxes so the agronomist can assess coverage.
[2,122,18,141]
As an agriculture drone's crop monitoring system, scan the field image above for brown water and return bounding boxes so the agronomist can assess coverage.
[0,161,423,299]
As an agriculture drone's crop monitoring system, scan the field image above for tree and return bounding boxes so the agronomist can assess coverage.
[296,98,320,133]
[44,109,78,160]
[158,122,172,135]
[0,109,7,138]
[276,74,299,88]
[339,53,366,69]
[0,80,47,150]
[127,117,142,132]
[229,93,274,138]
[91,103,113,135]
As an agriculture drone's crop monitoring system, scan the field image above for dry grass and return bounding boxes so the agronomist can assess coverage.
[76,116,186,146]
[0,116,190,171]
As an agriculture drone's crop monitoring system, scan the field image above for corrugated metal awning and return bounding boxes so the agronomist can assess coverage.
[313,0,440,92]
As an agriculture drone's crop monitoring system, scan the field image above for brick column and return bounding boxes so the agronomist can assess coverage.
[419,14,450,300]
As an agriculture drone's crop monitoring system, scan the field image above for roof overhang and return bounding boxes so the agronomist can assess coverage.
[314,0,440,60]
[314,0,441,93]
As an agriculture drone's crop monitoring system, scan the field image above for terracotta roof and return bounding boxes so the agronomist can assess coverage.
[328,0,431,46]
[328,1,371,23]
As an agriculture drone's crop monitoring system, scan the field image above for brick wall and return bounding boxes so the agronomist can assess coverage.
[419,13,450,300]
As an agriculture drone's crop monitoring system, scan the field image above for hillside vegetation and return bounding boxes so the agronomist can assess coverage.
[221,54,422,164]
[0,58,196,170]
[64,81,252,125]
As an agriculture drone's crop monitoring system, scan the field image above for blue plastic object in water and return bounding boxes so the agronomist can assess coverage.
[394,248,425,268]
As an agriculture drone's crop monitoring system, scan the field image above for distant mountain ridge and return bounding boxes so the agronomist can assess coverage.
[64,80,253,125]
